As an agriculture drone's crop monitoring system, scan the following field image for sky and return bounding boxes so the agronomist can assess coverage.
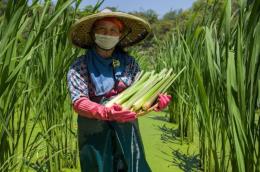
[80,0,196,18]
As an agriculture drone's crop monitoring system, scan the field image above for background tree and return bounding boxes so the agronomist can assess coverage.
[163,9,178,21]
[130,9,158,24]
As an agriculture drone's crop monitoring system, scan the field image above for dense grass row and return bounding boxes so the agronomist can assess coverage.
[149,0,259,171]
[0,0,84,171]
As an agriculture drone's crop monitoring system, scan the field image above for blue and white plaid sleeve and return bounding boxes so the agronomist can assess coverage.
[67,57,89,104]
[124,56,141,85]
[130,57,141,81]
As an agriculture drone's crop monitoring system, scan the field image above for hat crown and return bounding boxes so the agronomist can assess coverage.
[100,8,113,13]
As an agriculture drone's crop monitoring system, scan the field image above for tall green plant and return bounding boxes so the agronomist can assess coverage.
[0,0,86,171]
[149,0,259,171]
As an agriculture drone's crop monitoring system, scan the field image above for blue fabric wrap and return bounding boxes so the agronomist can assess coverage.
[86,48,128,96]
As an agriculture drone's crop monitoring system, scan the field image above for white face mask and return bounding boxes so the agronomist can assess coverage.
[94,34,120,50]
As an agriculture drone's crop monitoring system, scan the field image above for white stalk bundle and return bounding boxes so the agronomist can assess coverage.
[105,67,186,114]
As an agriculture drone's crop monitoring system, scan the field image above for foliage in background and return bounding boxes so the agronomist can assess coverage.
[145,0,260,171]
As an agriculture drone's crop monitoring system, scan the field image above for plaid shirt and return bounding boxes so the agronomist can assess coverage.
[67,54,140,104]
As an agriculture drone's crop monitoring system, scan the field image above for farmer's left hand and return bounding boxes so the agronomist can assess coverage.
[154,93,172,111]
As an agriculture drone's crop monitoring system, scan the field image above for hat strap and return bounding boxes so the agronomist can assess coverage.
[118,27,132,45]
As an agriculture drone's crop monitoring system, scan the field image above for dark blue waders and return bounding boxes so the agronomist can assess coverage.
[78,116,151,172]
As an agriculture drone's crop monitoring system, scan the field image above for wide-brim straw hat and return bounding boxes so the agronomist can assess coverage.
[69,9,151,49]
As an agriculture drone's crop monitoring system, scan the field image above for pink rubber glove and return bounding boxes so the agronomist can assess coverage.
[104,81,127,98]
[104,89,117,98]
[154,93,172,111]
[73,97,136,123]
[117,81,127,93]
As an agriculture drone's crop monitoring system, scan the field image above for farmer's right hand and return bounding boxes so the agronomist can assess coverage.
[107,104,137,123]
[73,97,136,123]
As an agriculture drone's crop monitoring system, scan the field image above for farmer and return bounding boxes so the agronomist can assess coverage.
[67,9,171,172]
